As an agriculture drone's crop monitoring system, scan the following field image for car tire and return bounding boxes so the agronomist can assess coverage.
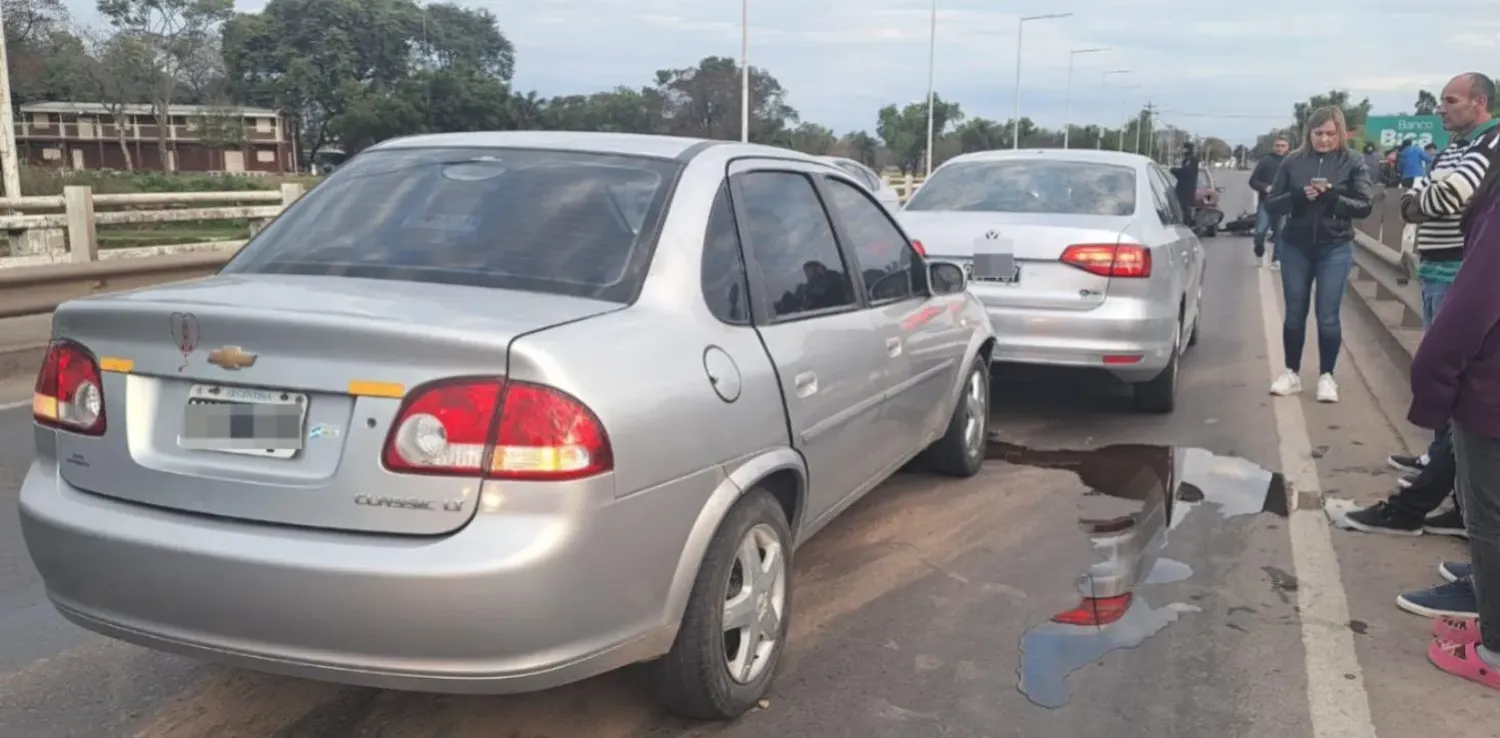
[921,354,989,477]
[1132,321,1180,414]
[653,488,793,721]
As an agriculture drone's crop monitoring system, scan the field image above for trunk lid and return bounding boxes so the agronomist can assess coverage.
[49,273,622,536]
[897,211,1133,311]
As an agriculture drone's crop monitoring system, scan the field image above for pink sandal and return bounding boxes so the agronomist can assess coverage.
[1429,638,1500,690]
[1433,615,1482,644]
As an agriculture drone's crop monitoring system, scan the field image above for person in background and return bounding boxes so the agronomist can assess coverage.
[1363,142,1381,174]
[1354,74,1499,542]
[1405,134,1500,692]
[1248,137,1290,268]
[1381,149,1402,188]
[1171,142,1201,229]
[1264,106,1374,402]
[1426,143,1441,174]
[1399,137,1434,187]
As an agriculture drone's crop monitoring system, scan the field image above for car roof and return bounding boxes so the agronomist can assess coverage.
[939,148,1154,168]
[368,130,816,163]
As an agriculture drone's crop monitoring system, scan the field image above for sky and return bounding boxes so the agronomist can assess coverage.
[62,0,1500,145]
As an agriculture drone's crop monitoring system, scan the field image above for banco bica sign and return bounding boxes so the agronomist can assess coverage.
[1363,115,1450,150]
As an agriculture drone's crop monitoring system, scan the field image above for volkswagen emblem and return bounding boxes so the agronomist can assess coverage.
[984,230,1000,239]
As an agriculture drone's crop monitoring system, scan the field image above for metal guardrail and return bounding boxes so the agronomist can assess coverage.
[0,245,233,319]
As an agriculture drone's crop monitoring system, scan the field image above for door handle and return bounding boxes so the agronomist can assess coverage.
[794,371,818,398]
[886,337,902,357]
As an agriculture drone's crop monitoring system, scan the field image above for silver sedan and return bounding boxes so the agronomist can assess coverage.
[18,131,995,720]
[895,149,1206,413]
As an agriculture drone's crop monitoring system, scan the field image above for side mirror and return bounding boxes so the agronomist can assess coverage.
[929,261,967,295]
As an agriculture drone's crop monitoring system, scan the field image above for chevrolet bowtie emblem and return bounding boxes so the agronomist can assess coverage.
[207,346,258,370]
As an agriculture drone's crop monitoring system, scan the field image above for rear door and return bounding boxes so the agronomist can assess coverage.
[818,173,965,448]
[1150,164,1201,305]
[729,162,895,521]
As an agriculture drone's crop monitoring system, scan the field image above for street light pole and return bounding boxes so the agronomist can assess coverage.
[1096,69,1132,149]
[1116,84,1142,152]
[740,0,750,142]
[924,0,937,176]
[0,2,22,199]
[1063,47,1107,149]
[1012,13,1072,149]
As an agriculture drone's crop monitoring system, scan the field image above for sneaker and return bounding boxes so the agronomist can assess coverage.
[1316,373,1339,402]
[1388,453,1429,474]
[1428,639,1500,691]
[1424,507,1467,538]
[1434,615,1482,645]
[1398,578,1478,618]
[1270,261,1281,271]
[1269,369,1302,396]
[1344,501,1423,536]
[1440,561,1472,583]
[1397,474,1418,489]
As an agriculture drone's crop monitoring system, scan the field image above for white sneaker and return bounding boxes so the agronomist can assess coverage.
[1270,369,1302,396]
[1317,373,1339,403]
[1270,261,1280,271]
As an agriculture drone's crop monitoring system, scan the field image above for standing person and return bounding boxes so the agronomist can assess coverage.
[1425,143,1441,174]
[1171,142,1201,230]
[1249,138,1290,268]
[1358,74,1500,542]
[1363,142,1381,174]
[1405,140,1500,691]
[1399,137,1434,187]
[1263,106,1374,402]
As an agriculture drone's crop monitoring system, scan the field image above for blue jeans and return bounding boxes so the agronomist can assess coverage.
[1421,277,1454,458]
[1280,241,1354,375]
[1254,204,1284,261]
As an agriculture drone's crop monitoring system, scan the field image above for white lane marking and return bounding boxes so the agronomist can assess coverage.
[1257,266,1378,738]
[0,398,30,412]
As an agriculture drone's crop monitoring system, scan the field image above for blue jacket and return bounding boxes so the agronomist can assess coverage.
[1399,145,1432,179]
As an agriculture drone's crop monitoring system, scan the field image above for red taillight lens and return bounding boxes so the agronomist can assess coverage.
[911,239,927,257]
[1051,593,1133,626]
[1060,243,1151,278]
[33,340,106,435]
[382,378,613,481]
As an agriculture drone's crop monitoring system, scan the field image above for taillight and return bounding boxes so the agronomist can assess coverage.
[1060,243,1151,278]
[911,239,927,256]
[1051,593,1133,627]
[382,378,614,481]
[33,340,106,435]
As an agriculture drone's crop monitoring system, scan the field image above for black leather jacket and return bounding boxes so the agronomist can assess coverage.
[1264,148,1374,247]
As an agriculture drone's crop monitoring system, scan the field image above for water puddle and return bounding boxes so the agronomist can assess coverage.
[985,439,1286,708]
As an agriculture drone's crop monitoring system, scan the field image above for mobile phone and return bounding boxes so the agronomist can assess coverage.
[1311,177,1329,187]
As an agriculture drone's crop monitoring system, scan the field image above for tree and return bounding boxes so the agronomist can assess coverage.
[650,56,798,142]
[876,95,963,173]
[1200,137,1232,163]
[97,0,236,170]
[785,123,835,155]
[82,29,155,171]
[1291,90,1371,143]
[1414,90,1437,115]
[841,131,878,166]
[4,0,92,103]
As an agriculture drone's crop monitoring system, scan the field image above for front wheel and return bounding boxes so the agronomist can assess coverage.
[921,354,990,477]
[654,489,793,720]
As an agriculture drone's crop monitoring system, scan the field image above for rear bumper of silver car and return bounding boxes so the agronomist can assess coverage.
[18,459,711,694]
[984,302,1177,383]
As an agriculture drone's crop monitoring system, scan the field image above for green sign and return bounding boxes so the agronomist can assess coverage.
[1363,115,1449,150]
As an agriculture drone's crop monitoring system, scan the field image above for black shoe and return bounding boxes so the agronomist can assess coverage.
[1388,454,1428,474]
[1345,501,1424,536]
[1424,507,1467,538]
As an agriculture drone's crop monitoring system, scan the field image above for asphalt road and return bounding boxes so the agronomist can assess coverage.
[0,170,1488,737]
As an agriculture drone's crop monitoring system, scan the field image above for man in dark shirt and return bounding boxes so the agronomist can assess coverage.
[1170,143,1200,230]
[1248,137,1290,268]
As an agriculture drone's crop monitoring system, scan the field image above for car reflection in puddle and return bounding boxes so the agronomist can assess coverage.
[985,437,1288,708]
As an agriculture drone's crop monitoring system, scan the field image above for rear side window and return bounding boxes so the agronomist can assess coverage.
[904,159,1137,216]
[701,184,751,324]
[222,147,682,302]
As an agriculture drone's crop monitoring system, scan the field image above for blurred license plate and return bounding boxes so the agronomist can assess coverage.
[972,235,1016,282]
[179,384,308,459]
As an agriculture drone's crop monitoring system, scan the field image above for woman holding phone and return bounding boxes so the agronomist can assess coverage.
[1264,106,1375,402]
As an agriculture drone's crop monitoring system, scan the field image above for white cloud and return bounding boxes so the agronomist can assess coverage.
[61,0,1495,144]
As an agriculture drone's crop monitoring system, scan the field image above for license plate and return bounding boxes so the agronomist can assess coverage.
[967,259,1022,285]
[179,384,308,459]
[972,235,1016,281]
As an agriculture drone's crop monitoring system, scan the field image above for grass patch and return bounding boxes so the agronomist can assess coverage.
[20,166,322,197]
[98,220,251,250]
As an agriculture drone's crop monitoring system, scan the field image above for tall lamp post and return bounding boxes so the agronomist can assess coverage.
[924,0,937,177]
[1116,84,1143,151]
[0,2,21,199]
[1062,47,1108,149]
[1095,69,1132,149]
[740,0,750,142]
[1012,13,1072,149]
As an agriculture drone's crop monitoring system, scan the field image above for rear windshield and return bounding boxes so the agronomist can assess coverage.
[903,160,1137,216]
[222,147,682,302]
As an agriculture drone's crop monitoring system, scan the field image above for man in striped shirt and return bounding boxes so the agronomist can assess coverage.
[1348,73,1500,540]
